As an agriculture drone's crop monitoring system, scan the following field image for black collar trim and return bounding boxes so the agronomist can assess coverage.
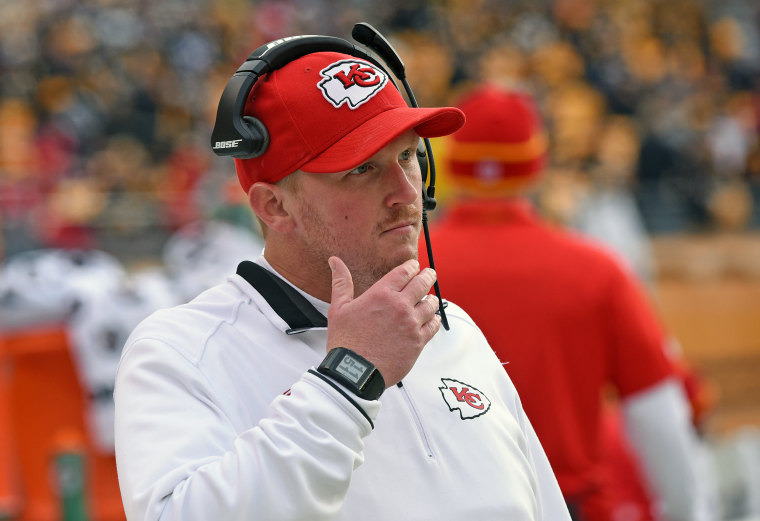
[236,261,327,335]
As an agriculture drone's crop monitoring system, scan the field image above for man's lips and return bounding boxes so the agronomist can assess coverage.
[382,220,417,234]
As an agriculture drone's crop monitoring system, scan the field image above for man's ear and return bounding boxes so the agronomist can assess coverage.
[249,182,295,233]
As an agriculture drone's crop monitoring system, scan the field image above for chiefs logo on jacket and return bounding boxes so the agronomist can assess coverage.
[439,378,491,419]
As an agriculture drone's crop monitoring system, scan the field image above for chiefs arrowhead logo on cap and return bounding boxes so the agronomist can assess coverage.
[439,378,491,420]
[318,59,388,110]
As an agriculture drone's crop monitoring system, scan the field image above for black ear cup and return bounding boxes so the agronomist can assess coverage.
[417,142,436,211]
[416,141,428,183]
[240,116,270,159]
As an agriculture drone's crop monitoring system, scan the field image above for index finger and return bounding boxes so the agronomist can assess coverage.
[378,258,421,292]
[400,267,437,304]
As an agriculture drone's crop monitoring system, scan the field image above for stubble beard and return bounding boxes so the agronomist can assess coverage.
[298,198,421,296]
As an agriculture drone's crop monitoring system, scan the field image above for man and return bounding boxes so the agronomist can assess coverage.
[113,48,570,520]
[423,84,712,521]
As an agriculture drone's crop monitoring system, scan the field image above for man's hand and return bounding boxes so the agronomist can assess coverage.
[326,256,441,388]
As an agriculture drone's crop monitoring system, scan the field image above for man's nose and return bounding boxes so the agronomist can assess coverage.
[384,163,419,207]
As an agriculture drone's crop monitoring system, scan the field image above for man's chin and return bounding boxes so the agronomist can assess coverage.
[368,248,418,283]
[394,243,419,265]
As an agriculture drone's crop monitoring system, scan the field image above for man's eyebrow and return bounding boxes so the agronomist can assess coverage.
[405,136,422,149]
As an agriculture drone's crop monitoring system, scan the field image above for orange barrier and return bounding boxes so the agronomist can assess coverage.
[0,336,22,519]
[0,326,125,521]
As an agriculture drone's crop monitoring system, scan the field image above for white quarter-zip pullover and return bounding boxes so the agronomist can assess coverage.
[114,258,570,521]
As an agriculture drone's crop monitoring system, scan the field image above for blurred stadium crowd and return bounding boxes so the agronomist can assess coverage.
[1,1,760,520]
[0,0,759,264]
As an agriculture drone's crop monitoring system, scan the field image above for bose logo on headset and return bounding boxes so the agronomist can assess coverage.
[213,139,243,150]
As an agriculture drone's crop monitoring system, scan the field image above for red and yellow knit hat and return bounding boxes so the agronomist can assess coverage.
[446,84,548,196]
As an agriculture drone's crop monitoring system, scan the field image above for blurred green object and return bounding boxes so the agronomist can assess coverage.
[54,445,89,521]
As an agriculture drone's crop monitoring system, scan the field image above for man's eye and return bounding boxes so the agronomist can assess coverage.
[349,163,370,175]
[400,149,412,161]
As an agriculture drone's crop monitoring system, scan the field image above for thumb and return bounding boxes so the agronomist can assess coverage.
[328,256,354,307]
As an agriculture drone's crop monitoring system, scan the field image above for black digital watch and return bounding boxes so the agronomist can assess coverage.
[317,347,386,401]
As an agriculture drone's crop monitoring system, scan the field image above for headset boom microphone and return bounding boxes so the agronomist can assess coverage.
[351,23,449,330]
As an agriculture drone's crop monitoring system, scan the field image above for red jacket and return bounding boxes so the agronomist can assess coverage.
[422,198,673,521]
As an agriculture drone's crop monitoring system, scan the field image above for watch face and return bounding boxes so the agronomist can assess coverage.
[335,353,369,385]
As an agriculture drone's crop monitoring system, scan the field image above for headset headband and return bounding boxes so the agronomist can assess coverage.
[210,35,394,160]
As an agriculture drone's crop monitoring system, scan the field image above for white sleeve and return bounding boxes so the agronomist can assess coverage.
[114,339,378,521]
[621,378,713,521]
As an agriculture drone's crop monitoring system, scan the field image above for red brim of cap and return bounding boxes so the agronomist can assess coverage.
[300,106,465,173]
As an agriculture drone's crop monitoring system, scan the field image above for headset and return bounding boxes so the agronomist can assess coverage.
[211,22,450,330]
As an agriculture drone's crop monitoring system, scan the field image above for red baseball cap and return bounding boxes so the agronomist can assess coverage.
[446,84,548,195]
[234,51,465,192]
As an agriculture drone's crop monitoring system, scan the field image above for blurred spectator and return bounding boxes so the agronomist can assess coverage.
[0,218,262,451]
[423,84,713,521]
[574,115,655,285]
